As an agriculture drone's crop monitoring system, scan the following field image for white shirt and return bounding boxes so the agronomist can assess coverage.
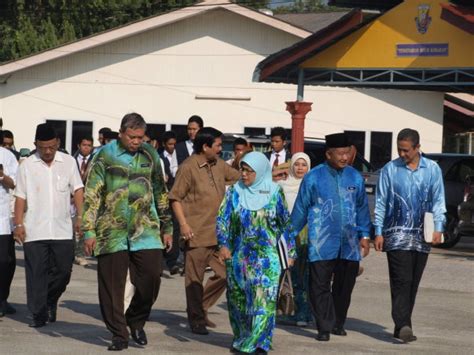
[269,150,287,167]
[185,140,194,156]
[0,147,18,235]
[163,149,178,178]
[14,152,84,242]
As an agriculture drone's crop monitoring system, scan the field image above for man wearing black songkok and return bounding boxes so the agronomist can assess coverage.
[13,123,84,327]
[291,132,371,341]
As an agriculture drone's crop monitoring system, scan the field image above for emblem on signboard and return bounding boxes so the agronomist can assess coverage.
[415,4,432,34]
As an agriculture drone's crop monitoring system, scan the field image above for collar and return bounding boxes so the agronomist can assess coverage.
[116,140,143,156]
[32,151,64,164]
[196,154,217,168]
[394,154,426,170]
[324,161,345,176]
[164,150,175,159]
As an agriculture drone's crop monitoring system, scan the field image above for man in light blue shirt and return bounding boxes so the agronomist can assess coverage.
[374,128,446,343]
[292,133,371,342]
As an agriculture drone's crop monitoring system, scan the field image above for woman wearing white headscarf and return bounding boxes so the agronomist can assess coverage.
[278,152,312,327]
[216,152,295,355]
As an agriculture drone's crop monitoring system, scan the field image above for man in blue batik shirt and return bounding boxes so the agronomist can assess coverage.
[374,128,446,343]
[292,133,371,342]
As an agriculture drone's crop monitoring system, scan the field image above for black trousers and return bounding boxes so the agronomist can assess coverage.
[164,212,181,269]
[309,259,359,332]
[97,249,162,342]
[0,234,16,302]
[387,250,428,332]
[23,240,74,321]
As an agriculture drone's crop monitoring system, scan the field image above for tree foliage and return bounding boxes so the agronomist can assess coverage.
[0,0,198,63]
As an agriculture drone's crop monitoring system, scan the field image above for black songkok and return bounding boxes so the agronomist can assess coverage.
[35,123,57,141]
[325,133,350,148]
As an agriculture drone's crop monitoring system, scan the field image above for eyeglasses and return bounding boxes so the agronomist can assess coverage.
[239,167,255,174]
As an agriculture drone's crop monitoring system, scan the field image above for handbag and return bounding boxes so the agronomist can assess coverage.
[277,269,295,316]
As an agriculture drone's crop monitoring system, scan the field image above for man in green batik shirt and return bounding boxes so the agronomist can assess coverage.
[83,113,172,351]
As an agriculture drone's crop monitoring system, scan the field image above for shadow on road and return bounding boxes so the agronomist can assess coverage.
[150,309,233,350]
[61,300,102,322]
[345,318,398,344]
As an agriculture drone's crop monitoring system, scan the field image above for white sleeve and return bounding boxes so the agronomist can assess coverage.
[14,162,27,199]
[4,151,18,186]
[70,162,84,193]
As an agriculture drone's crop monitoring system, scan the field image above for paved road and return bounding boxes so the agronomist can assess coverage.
[1,238,473,354]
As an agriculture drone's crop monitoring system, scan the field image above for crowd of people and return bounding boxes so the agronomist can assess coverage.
[0,114,447,354]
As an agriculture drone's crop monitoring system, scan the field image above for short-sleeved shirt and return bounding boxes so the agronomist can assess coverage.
[169,154,240,248]
[0,147,18,235]
[14,152,84,242]
[82,140,172,256]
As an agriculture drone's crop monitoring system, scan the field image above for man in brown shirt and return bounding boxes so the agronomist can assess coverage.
[169,127,240,335]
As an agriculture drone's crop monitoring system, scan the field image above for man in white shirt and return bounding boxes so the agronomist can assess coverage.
[159,131,181,275]
[14,123,84,328]
[0,131,19,318]
[72,136,94,267]
[176,115,203,165]
[264,126,292,181]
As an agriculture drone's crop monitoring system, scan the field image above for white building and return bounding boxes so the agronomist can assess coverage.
[0,0,444,165]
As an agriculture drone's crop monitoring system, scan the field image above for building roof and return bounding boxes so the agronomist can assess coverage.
[0,0,311,80]
[274,12,350,33]
[254,0,474,93]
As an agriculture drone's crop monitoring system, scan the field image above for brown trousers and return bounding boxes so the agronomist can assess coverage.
[185,246,226,327]
[97,249,162,342]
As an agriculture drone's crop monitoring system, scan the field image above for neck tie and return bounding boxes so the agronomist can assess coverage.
[273,153,279,168]
[80,157,87,181]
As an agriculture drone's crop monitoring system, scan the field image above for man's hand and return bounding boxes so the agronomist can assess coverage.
[163,234,173,252]
[432,231,443,245]
[360,238,370,258]
[74,217,83,237]
[13,226,26,245]
[374,235,384,251]
[84,238,96,256]
[218,246,231,264]
[288,258,295,267]
[180,223,194,241]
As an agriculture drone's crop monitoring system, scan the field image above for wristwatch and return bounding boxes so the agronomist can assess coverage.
[361,236,371,240]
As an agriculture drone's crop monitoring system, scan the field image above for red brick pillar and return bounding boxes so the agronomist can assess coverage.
[286,101,312,154]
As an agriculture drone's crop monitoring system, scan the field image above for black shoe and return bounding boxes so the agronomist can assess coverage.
[331,327,347,336]
[394,326,417,342]
[169,265,180,275]
[29,319,47,328]
[108,340,129,351]
[316,332,330,341]
[191,324,209,335]
[48,305,57,323]
[0,301,16,316]
[130,328,148,346]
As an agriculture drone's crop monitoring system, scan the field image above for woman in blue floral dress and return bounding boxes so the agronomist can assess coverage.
[216,152,295,354]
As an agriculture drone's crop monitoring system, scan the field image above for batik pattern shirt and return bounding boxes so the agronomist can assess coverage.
[83,140,172,256]
[374,156,446,253]
[291,163,371,262]
[216,186,294,353]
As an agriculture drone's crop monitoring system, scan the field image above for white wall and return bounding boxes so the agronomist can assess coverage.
[0,8,444,157]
